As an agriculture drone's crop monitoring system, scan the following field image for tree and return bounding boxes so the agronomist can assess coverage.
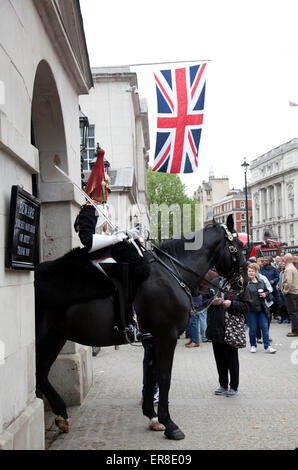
[147,167,201,242]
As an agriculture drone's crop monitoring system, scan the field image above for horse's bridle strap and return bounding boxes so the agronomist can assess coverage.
[151,244,230,294]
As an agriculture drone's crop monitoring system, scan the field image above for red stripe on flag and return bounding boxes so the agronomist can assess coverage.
[154,73,174,111]
[188,130,197,162]
[152,142,171,171]
[191,63,206,100]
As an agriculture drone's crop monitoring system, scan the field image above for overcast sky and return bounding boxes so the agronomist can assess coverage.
[80,0,298,195]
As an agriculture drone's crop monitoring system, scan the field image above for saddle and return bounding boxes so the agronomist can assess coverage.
[35,240,150,310]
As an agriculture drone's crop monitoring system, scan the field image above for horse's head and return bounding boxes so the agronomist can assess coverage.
[211,215,248,294]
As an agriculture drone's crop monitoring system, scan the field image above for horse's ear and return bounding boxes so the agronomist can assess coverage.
[226,214,234,233]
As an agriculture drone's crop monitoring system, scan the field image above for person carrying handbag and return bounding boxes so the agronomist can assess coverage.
[206,283,251,397]
[246,263,277,354]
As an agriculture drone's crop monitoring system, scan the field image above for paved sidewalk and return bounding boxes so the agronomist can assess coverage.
[45,321,298,450]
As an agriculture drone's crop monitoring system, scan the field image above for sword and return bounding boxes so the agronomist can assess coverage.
[54,164,116,231]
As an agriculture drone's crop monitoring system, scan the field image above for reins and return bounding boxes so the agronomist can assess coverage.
[150,243,231,295]
[147,223,245,296]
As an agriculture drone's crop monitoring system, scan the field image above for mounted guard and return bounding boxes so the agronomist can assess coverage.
[74,145,151,343]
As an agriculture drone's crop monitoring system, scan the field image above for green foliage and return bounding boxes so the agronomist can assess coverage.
[147,167,201,242]
[147,168,191,206]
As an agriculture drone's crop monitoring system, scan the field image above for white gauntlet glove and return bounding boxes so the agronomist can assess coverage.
[88,232,127,253]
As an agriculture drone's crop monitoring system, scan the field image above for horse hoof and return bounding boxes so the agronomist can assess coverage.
[164,428,185,440]
[149,420,166,431]
[55,416,70,433]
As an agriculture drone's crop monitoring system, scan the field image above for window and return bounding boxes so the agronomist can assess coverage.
[241,225,246,232]
[81,125,96,171]
[241,213,245,220]
[240,201,245,209]
[290,223,294,237]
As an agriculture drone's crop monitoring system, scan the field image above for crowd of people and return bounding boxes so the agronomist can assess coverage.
[248,253,298,338]
[184,252,298,397]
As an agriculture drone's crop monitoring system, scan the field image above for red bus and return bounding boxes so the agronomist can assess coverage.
[249,239,298,258]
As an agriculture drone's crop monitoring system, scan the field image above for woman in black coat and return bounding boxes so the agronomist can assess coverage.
[206,285,251,397]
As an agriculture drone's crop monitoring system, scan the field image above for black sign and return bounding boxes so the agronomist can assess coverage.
[255,248,280,258]
[281,246,298,255]
[6,186,41,270]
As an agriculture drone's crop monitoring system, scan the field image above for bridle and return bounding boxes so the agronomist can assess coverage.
[150,224,245,296]
[217,224,245,294]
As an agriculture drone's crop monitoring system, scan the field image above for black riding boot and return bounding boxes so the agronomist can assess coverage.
[116,263,152,343]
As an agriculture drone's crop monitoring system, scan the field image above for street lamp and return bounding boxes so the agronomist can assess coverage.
[79,107,89,188]
[241,158,250,259]
[79,106,89,151]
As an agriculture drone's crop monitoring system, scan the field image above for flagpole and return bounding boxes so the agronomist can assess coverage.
[114,59,212,68]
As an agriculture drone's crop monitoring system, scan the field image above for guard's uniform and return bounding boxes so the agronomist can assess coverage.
[75,203,151,342]
[75,203,126,261]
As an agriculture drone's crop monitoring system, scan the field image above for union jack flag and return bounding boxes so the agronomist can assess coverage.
[152,63,207,174]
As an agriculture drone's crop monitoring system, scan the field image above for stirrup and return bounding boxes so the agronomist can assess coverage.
[125,324,152,343]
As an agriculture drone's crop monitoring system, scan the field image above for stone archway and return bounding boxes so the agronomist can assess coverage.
[31,59,72,261]
[31,60,93,415]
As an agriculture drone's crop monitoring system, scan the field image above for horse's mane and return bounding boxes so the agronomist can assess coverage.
[157,222,221,257]
[158,237,187,257]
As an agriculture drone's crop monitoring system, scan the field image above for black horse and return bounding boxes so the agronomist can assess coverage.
[35,215,247,440]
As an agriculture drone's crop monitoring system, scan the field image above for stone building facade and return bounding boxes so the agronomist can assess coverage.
[249,139,298,245]
[0,0,92,449]
[79,66,150,238]
[195,167,230,225]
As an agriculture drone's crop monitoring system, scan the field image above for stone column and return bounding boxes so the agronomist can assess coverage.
[48,342,93,407]
[273,184,278,219]
[265,187,270,222]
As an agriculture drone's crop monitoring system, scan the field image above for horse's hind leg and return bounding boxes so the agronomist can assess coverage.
[36,331,69,432]
[154,334,185,440]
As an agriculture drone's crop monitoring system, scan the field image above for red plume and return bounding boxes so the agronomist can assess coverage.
[85,147,109,203]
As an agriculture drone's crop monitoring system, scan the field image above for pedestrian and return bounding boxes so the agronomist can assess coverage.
[246,263,277,353]
[198,305,208,343]
[281,253,298,337]
[206,284,251,397]
[255,263,274,343]
[142,342,159,404]
[277,261,290,324]
[273,256,282,269]
[256,257,264,268]
[185,289,201,347]
[293,255,298,270]
[259,256,281,319]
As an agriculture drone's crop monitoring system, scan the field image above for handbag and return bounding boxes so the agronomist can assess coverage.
[224,311,246,348]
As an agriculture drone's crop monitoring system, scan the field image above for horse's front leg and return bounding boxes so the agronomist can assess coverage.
[154,334,185,440]
[142,342,166,431]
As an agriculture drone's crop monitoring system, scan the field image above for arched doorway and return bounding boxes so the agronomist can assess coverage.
[31,59,70,261]
[31,60,93,415]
